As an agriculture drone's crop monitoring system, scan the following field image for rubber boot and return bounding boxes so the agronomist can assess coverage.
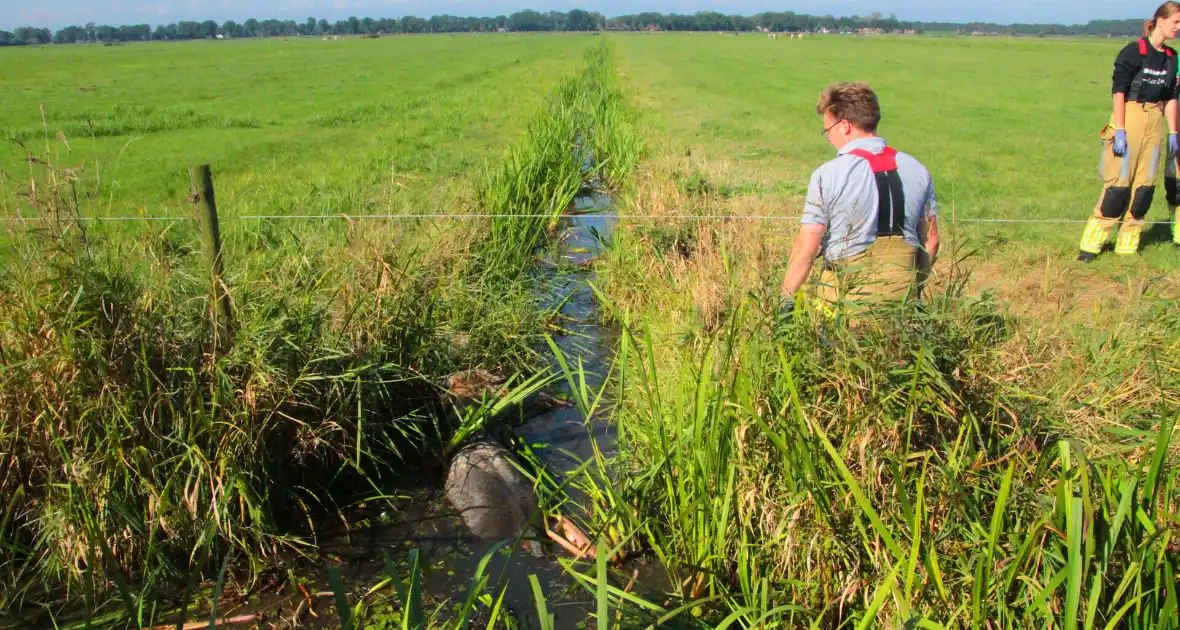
[1174,203,1180,246]
[1079,216,1112,256]
[1115,222,1143,255]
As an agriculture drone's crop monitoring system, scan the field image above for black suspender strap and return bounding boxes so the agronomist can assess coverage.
[849,147,906,237]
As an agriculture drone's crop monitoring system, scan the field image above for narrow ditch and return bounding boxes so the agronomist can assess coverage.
[274,192,624,629]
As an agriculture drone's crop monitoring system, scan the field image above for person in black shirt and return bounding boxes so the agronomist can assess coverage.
[1078,2,1180,261]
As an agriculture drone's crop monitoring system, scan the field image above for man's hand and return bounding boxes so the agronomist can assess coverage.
[778,296,795,321]
[1168,132,1178,159]
[1112,129,1128,157]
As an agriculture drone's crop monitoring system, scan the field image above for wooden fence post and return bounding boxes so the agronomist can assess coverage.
[189,164,233,350]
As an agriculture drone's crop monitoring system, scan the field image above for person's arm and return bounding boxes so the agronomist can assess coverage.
[921,216,939,261]
[914,215,939,297]
[913,174,940,274]
[1110,43,1138,128]
[1167,99,1179,158]
[1113,92,1127,129]
[782,168,832,300]
[779,224,826,299]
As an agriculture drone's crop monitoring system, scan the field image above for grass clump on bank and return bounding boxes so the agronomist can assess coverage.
[0,163,542,621]
[591,286,1178,627]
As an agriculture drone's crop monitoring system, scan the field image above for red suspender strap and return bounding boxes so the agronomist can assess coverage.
[847,147,906,237]
[847,147,899,173]
[1138,38,1175,56]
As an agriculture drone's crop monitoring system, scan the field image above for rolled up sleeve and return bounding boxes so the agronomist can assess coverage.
[923,179,938,218]
[801,168,830,225]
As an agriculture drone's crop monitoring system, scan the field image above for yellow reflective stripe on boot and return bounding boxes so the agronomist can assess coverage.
[1079,217,1110,254]
[1115,225,1141,255]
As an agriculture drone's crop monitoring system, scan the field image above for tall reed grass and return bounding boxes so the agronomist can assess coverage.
[477,42,643,272]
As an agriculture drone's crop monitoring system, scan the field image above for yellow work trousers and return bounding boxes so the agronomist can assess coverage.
[814,236,921,311]
[1079,103,1165,255]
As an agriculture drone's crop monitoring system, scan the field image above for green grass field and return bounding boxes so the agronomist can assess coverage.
[1,35,589,217]
[1,32,1178,630]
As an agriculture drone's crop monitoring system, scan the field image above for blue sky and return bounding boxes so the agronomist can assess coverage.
[2,0,1149,30]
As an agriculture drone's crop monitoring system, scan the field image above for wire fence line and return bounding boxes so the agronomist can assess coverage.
[1,213,1177,225]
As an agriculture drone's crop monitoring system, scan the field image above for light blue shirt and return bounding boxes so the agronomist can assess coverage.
[801,137,938,262]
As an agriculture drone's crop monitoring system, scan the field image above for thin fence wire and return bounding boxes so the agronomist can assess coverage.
[1,213,1177,225]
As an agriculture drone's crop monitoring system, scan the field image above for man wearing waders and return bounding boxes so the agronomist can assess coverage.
[1078,2,1180,262]
[779,82,939,313]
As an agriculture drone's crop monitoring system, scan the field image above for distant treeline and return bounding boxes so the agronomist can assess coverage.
[0,9,1148,46]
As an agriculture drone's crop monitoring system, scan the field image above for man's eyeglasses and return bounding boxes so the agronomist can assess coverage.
[821,119,845,138]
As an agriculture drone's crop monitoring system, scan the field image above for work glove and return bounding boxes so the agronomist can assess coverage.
[1169,132,1178,159]
[1112,129,1128,157]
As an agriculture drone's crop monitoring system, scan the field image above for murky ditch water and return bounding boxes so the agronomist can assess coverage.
[519,192,619,477]
[386,193,624,627]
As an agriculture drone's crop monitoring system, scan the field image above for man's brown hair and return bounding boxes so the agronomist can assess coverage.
[816,82,881,132]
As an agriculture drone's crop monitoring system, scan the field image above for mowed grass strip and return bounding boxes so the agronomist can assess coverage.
[0,34,592,218]
[608,33,1179,275]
